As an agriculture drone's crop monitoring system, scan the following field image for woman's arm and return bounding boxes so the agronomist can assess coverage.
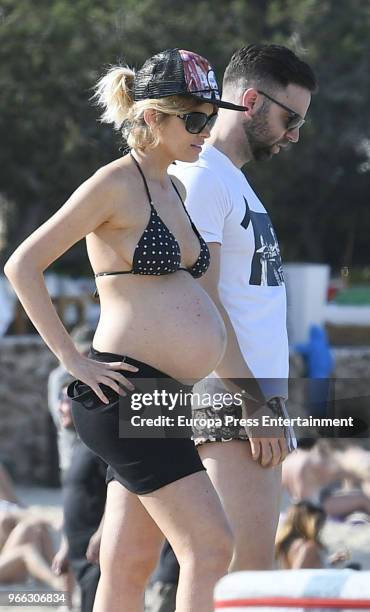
[4,168,137,403]
[288,539,323,569]
[5,170,112,362]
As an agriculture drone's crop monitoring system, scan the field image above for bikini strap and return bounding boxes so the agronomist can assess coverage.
[170,178,184,204]
[170,179,199,232]
[130,151,153,206]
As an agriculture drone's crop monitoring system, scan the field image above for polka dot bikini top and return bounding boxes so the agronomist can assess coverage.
[95,152,210,283]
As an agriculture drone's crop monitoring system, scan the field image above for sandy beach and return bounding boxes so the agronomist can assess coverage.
[1,485,370,610]
[0,486,71,612]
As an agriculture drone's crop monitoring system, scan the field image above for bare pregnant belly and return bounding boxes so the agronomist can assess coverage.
[93,272,226,381]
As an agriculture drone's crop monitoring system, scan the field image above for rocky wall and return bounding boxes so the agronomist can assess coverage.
[0,338,369,484]
[0,337,59,484]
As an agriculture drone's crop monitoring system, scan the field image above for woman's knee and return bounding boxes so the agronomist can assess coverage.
[0,514,17,534]
[100,542,159,585]
[178,525,234,575]
[231,545,274,571]
[18,542,38,562]
[14,520,44,541]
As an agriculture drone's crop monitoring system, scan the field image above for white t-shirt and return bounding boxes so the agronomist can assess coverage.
[172,144,289,389]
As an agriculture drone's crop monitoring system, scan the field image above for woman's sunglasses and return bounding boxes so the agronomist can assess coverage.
[177,111,218,134]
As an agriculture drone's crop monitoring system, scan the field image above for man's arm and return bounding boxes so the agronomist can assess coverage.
[199,243,289,467]
[172,164,293,464]
[199,243,254,380]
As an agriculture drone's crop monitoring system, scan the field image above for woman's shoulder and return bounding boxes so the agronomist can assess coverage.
[91,156,134,195]
[86,156,143,216]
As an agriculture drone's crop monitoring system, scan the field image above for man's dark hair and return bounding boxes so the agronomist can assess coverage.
[223,44,317,93]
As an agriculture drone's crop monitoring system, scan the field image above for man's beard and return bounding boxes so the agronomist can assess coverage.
[242,105,276,162]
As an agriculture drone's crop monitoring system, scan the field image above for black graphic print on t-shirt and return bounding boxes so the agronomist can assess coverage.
[241,196,284,286]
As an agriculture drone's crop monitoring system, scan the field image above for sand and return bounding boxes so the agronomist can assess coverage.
[0,486,74,612]
[1,486,370,610]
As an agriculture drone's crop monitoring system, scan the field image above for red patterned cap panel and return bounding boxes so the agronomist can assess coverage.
[179,49,220,100]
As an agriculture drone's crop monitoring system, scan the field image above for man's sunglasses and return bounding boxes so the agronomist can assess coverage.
[257,90,305,131]
[177,111,218,134]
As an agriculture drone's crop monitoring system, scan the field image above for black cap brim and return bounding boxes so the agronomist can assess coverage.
[215,99,248,111]
[194,94,247,112]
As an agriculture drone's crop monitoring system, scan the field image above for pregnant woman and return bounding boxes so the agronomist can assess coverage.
[4,49,247,612]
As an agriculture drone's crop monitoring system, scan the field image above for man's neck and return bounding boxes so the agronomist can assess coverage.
[207,124,252,169]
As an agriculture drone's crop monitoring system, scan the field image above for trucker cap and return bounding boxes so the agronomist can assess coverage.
[133,48,247,111]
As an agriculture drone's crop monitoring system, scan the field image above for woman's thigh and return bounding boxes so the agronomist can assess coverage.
[1,517,53,554]
[198,440,281,569]
[0,513,18,550]
[99,481,163,571]
[138,470,232,558]
[0,547,27,583]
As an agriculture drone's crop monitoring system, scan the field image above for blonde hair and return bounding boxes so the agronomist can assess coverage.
[93,64,205,150]
[275,501,326,562]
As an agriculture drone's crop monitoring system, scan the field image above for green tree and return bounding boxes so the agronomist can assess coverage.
[1,0,369,274]
[247,0,370,272]
[0,0,271,271]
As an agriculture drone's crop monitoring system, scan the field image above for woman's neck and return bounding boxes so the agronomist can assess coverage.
[130,147,173,187]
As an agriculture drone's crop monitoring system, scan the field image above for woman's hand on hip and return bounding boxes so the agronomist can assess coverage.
[66,354,139,404]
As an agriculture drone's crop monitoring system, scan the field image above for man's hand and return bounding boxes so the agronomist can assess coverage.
[52,545,69,575]
[248,435,289,467]
[245,397,297,468]
[86,529,102,565]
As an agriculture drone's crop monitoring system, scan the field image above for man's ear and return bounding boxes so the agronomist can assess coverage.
[241,88,261,116]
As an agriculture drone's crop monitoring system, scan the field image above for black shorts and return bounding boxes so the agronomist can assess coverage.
[68,347,205,495]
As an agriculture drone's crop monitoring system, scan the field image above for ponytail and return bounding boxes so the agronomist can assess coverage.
[93,65,135,130]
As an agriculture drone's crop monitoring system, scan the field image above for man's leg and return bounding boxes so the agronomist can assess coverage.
[145,541,178,612]
[79,564,101,612]
[145,579,177,612]
[199,439,282,570]
[146,438,282,611]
